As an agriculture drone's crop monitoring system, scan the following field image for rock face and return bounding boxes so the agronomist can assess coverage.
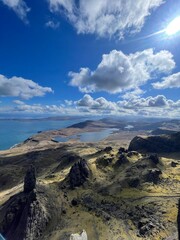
[24,165,36,193]
[0,166,50,240]
[149,154,159,165]
[70,230,88,240]
[177,199,180,240]
[69,160,89,189]
[171,161,178,167]
[121,154,162,187]
[128,132,180,153]
[0,190,49,240]
[128,177,140,188]
[144,169,162,184]
[114,153,129,167]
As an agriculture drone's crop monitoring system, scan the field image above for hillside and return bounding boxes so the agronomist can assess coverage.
[129,132,180,153]
[0,131,180,239]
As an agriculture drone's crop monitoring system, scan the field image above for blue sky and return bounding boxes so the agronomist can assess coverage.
[0,0,180,118]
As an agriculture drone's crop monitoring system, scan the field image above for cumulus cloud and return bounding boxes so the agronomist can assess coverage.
[152,72,180,89]
[64,100,73,106]
[76,94,117,111]
[12,100,80,115]
[13,101,65,113]
[0,74,53,99]
[118,95,176,108]
[48,0,165,38]
[73,94,180,117]
[1,94,179,118]
[0,0,30,22]
[45,20,60,29]
[69,49,175,94]
[122,88,145,100]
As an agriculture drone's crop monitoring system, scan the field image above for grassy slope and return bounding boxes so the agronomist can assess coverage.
[0,141,179,240]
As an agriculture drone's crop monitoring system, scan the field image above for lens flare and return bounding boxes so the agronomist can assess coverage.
[166,16,180,35]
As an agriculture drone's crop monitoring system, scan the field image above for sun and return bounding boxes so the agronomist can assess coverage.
[166,16,180,35]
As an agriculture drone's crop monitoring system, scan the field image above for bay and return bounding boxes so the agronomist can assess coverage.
[0,118,84,150]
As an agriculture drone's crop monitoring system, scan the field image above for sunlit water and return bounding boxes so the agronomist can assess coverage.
[0,119,86,150]
[55,128,118,143]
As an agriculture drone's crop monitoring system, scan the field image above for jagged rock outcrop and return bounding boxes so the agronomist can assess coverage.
[96,156,113,168]
[0,190,50,240]
[0,166,50,240]
[121,154,162,187]
[149,154,159,165]
[171,161,178,167]
[144,169,162,184]
[103,146,112,153]
[128,132,180,153]
[114,153,129,167]
[24,165,36,193]
[138,218,155,236]
[69,159,90,189]
[128,177,140,188]
[118,147,127,154]
[70,230,88,240]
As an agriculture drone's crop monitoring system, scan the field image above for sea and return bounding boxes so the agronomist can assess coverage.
[0,118,85,150]
[0,116,115,150]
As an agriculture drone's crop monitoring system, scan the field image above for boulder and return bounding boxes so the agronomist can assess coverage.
[103,147,112,153]
[138,218,155,236]
[118,147,126,154]
[70,230,88,240]
[171,161,178,167]
[127,151,139,157]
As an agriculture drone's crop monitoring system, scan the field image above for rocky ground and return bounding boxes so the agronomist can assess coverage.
[0,127,180,240]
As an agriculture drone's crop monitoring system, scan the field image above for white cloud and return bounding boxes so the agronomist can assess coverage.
[118,95,175,108]
[48,0,165,38]
[1,94,179,118]
[14,101,65,113]
[12,100,79,115]
[69,49,175,94]
[0,0,30,22]
[122,88,145,100]
[73,94,180,118]
[0,74,53,99]
[49,0,74,13]
[152,72,180,89]
[76,94,117,111]
[45,20,60,29]
[13,99,24,105]
[64,100,73,106]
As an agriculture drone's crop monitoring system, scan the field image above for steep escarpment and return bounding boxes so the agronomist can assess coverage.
[129,131,180,153]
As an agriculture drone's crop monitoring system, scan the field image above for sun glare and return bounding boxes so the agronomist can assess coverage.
[166,16,180,35]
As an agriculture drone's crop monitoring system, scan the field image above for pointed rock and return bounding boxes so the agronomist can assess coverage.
[24,165,36,194]
[69,160,89,189]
